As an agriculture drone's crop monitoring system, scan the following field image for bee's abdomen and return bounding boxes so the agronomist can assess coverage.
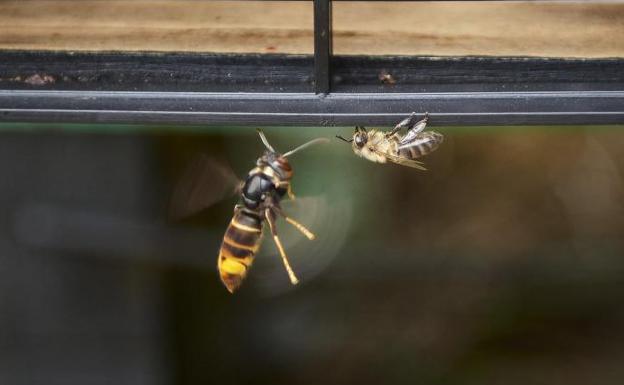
[218,211,263,293]
[397,131,444,159]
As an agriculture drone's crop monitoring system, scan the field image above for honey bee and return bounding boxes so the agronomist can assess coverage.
[336,112,443,169]
[170,130,328,293]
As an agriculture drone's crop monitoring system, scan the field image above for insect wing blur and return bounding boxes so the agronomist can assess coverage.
[251,195,352,296]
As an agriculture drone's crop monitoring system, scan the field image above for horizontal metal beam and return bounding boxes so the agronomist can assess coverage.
[1,90,623,126]
[3,51,623,94]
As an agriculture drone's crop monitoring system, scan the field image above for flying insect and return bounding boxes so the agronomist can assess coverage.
[336,112,443,169]
[170,130,328,293]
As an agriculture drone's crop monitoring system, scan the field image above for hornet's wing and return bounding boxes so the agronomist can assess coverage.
[251,195,353,297]
[169,154,242,220]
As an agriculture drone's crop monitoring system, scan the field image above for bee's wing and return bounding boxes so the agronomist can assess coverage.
[169,154,242,220]
[384,153,428,170]
[393,112,417,131]
[370,146,428,170]
[397,128,420,146]
[396,115,428,145]
[251,195,353,297]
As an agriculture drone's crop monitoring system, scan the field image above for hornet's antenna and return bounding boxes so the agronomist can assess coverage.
[257,129,277,153]
[283,138,329,157]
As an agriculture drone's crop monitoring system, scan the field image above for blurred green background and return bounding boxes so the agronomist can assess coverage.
[0,125,623,385]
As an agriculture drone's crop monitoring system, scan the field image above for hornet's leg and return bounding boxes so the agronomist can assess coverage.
[287,184,296,200]
[265,208,299,285]
[274,206,315,240]
[278,181,296,200]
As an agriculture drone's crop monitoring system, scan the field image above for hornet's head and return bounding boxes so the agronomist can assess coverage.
[256,129,329,180]
[257,149,293,180]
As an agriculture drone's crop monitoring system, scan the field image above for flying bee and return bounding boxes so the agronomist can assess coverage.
[170,130,329,293]
[336,112,443,169]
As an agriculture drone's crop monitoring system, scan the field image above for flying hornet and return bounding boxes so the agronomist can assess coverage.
[170,130,329,293]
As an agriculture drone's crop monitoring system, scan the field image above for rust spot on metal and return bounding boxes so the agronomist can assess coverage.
[378,69,396,85]
[24,74,56,86]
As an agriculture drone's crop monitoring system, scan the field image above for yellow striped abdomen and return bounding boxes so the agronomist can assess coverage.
[218,210,263,293]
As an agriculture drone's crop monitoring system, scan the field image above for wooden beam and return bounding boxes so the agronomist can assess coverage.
[0,1,623,58]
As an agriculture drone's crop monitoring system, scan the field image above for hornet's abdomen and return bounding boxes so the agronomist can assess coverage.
[218,210,263,293]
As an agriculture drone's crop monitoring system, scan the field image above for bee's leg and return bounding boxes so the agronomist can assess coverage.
[265,208,299,285]
[274,206,315,240]
[386,112,417,137]
[408,112,429,134]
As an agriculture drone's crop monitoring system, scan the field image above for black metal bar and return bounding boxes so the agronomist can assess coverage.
[1,90,623,126]
[1,52,624,126]
[331,56,624,93]
[0,51,314,93]
[314,0,332,94]
[5,52,623,94]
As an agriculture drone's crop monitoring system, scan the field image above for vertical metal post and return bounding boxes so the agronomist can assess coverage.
[314,0,332,94]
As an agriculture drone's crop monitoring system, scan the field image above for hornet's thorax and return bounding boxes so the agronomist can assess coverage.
[240,151,294,210]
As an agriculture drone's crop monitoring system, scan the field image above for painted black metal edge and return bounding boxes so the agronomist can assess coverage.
[332,56,624,93]
[1,51,623,93]
[0,51,315,93]
[1,90,623,126]
[314,0,333,94]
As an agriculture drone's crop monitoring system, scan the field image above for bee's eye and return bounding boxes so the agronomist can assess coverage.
[354,134,367,148]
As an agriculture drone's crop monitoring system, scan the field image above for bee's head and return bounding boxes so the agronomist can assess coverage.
[353,128,368,148]
[336,126,368,148]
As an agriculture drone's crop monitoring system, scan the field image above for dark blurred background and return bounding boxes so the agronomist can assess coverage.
[0,125,623,385]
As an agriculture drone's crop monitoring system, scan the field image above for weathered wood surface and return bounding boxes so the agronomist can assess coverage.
[333,2,624,58]
[0,1,622,58]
